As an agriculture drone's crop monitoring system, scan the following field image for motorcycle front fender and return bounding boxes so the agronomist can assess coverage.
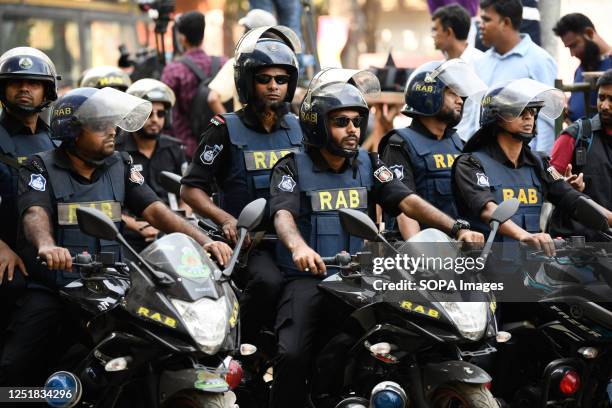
[159,368,229,404]
[423,360,492,392]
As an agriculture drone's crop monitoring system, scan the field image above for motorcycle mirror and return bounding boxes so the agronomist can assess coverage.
[76,207,119,241]
[222,198,267,278]
[236,198,266,231]
[159,171,182,197]
[338,208,380,241]
[489,198,519,227]
[573,197,609,232]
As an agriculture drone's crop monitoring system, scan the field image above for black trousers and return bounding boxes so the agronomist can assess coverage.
[239,247,284,344]
[0,288,65,387]
[270,277,326,408]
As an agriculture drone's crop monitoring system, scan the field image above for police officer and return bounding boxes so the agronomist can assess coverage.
[452,78,612,291]
[269,68,484,408]
[180,25,303,344]
[380,59,486,238]
[118,78,189,252]
[0,87,231,386]
[79,65,132,91]
[549,69,612,241]
[0,47,60,325]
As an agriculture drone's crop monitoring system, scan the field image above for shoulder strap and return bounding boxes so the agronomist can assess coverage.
[0,152,20,170]
[179,57,207,82]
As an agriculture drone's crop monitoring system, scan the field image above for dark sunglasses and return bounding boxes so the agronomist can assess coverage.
[254,74,291,85]
[149,110,166,119]
[330,116,363,128]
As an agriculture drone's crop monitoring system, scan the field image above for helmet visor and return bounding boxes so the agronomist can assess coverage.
[235,25,302,58]
[485,78,564,122]
[75,87,152,132]
[429,59,487,98]
[305,68,381,106]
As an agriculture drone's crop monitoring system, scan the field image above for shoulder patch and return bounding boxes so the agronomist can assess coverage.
[200,144,223,165]
[210,115,226,127]
[389,164,404,181]
[475,172,490,187]
[546,165,563,181]
[129,167,145,185]
[28,173,46,191]
[374,166,394,183]
[278,175,296,192]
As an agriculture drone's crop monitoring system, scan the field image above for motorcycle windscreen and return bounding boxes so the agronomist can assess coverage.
[140,233,224,302]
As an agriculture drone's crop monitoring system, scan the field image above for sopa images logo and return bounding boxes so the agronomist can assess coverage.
[44,371,82,408]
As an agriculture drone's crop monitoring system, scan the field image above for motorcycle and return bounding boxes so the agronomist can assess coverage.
[55,198,267,408]
[243,198,519,408]
[493,197,612,408]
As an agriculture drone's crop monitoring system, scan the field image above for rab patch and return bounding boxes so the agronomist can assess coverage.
[389,164,404,181]
[475,172,490,188]
[374,166,394,183]
[210,115,225,127]
[547,166,563,181]
[278,175,296,192]
[200,144,223,165]
[129,168,145,185]
[28,173,46,191]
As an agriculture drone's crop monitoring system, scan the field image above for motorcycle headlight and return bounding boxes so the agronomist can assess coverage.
[171,296,230,354]
[440,302,487,341]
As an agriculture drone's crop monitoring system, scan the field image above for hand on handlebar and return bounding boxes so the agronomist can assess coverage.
[203,241,233,267]
[292,244,326,275]
[38,245,73,271]
[520,232,556,257]
[220,217,251,247]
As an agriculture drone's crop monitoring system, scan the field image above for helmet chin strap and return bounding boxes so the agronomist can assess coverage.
[509,131,535,143]
[2,99,51,115]
[326,139,358,159]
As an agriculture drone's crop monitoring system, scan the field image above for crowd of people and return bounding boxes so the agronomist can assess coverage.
[0,0,611,406]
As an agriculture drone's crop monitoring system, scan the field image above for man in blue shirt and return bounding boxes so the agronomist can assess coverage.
[477,0,557,153]
[553,13,612,122]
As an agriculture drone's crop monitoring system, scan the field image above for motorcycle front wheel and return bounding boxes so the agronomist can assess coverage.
[162,390,237,408]
[430,383,499,408]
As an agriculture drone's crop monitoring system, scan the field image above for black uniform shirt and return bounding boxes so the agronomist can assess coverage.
[0,110,49,137]
[453,139,586,218]
[380,119,460,191]
[181,104,292,195]
[269,149,414,219]
[17,148,160,223]
[116,131,187,203]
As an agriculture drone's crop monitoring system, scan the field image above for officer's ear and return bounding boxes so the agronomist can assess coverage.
[583,27,595,40]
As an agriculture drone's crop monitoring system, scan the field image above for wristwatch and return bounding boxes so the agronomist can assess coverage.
[450,219,471,239]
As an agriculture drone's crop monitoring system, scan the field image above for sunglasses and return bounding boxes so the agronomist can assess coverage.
[149,110,166,119]
[330,116,363,128]
[254,74,291,85]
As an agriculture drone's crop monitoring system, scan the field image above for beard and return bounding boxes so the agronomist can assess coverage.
[581,39,602,71]
[436,105,462,128]
[138,128,160,140]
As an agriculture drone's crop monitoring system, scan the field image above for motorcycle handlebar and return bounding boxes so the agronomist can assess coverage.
[321,253,352,266]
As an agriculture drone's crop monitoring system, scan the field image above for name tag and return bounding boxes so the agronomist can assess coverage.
[244,148,298,171]
[502,188,540,205]
[57,200,122,226]
[430,153,459,169]
[310,187,367,212]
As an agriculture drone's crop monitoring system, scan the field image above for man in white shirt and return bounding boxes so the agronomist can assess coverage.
[432,3,485,142]
[432,3,484,66]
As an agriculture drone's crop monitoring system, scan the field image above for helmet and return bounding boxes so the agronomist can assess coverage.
[402,59,487,117]
[79,66,132,91]
[464,78,564,150]
[126,78,175,128]
[51,87,152,142]
[300,68,380,158]
[234,25,301,104]
[0,46,61,112]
